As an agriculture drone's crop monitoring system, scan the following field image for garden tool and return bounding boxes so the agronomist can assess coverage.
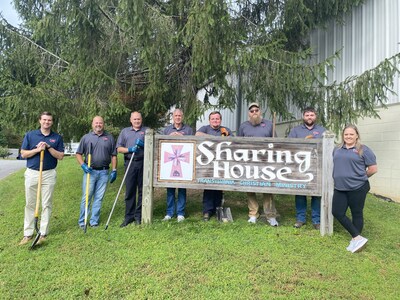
[83,143,92,233]
[216,197,233,223]
[30,150,44,249]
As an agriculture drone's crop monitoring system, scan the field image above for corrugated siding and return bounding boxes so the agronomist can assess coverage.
[311,0,400,103]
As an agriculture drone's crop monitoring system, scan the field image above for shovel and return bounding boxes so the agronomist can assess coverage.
[30,150,44,249]
[83,143,92,233]
[216,197,233,223]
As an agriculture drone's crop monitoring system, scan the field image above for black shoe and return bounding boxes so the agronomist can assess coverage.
[120,220,132,228]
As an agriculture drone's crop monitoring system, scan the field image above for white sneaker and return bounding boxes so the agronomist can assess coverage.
[350,237,368,253]
[162,215,172,221]
[346,240,355,251]
[248,216,257,224]
[177,215,185,222]
[267,217,279,227]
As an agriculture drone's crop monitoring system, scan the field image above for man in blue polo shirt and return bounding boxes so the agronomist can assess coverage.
[162,109,194,222]
[238,103,279,226]
[288,107,325,230]
[196,111,233,221]
[19,112,64,246]
[76,116,118,229]
[117,111,148,227]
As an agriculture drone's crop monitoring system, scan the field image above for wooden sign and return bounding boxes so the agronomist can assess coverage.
[142,129,335,236]
[153,135,322,196]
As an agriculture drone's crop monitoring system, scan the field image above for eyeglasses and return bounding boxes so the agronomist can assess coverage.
[249,109,259,113]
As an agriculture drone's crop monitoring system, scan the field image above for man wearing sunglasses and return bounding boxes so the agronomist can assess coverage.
[237,103,279,226]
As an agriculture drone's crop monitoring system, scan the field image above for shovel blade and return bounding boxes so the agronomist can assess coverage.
[30,232,41,249]
[216,207,233,223]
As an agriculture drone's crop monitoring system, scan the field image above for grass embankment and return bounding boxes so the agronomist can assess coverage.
[0,156,399,299]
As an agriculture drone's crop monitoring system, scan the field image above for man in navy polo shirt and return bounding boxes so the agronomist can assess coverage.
[19,112,64,246]
[288,107,326,230]
[196,111,233,221]
[76,116,118,229]
[238,103,279,226]
[116,111,149,227]
[162,109,194,222]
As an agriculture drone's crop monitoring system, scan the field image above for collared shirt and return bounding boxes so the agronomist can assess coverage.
[333,144,377,191]
[116,126,149,160]
[21,129,64,170]
[288,123,326,139]
[196,125,233,137]
[163,123,194,136]
[76,131,117,169]
[237,119,275,137]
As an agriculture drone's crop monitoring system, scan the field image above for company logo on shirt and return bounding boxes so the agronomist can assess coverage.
[103,137,109,141]
[49,139,56,143]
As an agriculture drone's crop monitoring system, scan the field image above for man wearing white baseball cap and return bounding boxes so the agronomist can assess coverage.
[237,103,279,226]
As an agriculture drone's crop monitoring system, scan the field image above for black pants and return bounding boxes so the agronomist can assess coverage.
[332,181,370,238]
[203,190,223,215]
[124,160,144,223]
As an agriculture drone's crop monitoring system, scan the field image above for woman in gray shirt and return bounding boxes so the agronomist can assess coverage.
[332,124,377,253]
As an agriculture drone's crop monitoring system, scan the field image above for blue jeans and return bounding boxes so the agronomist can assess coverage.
[78,170,108,226]
[166,188,186,217]
[295,195,321,224]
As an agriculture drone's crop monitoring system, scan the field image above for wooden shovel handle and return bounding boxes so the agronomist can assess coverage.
[34,150,45,218]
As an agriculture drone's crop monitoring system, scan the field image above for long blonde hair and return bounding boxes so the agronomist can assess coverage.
[338,124,363,156]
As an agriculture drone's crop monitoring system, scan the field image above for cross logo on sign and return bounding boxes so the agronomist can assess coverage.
[163,145,190,178]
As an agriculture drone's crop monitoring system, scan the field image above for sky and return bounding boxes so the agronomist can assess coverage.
[0,0,20,26]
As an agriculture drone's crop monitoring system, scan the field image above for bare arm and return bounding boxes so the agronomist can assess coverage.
[195,131,207,136]
[111,155,117,170]
[21,141,47,158]
[47,144,64,160]
[366,165,378,177]
[76,153,84,166]
[117,146,129,154]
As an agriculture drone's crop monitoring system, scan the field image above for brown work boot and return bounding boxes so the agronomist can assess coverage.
[36,235,47,245]
[19,236,32,245]
[294,221,305,228]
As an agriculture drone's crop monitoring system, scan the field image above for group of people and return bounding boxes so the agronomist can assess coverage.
[18,105,377,253]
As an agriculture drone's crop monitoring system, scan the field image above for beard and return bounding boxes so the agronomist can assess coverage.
[249,114,262,126]
[304,119,315,127]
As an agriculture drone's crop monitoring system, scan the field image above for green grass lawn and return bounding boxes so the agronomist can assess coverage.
[1,156,399,299]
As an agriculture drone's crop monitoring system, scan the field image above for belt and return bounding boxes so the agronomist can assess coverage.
[92,166,110,170]
[28,168,54,171]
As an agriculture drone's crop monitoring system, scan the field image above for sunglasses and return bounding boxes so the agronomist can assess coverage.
[249,109,259,113]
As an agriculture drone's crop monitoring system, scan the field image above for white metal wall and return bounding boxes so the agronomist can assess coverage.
[310,0,400,102]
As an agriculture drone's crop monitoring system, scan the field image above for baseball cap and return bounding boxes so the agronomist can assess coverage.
[248,102,260,110]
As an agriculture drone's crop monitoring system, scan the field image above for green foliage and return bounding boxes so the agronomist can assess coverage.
[0,146,12,158]
[0,156,400,298]
[0,0,397,136]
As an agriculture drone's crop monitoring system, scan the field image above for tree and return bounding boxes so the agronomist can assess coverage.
[0,0,399,139]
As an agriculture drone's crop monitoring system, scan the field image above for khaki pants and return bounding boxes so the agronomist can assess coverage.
[24,168,56,236]
[247,192,277,218]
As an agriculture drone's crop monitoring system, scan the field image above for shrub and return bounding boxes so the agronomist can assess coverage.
[0,146,12,159]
